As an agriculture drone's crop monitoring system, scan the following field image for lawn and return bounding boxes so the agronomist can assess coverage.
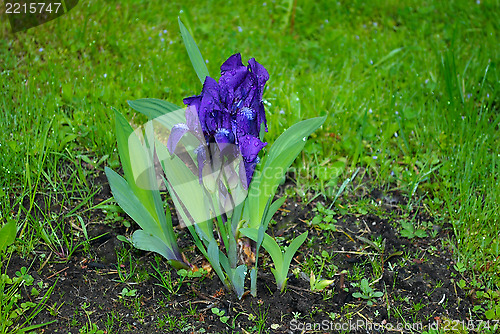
[1,0,499,333]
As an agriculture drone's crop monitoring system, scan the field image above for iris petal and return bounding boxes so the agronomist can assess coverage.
[248,58,269,89]
[221,53,244,72]
[238,135,266,162]
[183,95,202,110]
[214,128,235,152]
[235,108,258,138]
[198,77,221,133]
[167,123,189,154]
[240,157,260,189]
[195,144,207,183]
[219,67,248,101]
[185,105,205,142]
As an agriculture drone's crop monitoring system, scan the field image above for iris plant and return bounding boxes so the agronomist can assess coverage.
[105,19,326,298]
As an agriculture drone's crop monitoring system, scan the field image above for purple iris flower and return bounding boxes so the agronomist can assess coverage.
[168,53,268,188]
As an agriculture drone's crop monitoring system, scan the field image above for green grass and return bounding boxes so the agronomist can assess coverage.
[0,0,499,327]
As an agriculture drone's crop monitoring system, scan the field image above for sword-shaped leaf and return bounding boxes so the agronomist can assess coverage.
[178,18,209,84]
[128,98,181,118]
[105,168,164,242]
[241,228,308,292]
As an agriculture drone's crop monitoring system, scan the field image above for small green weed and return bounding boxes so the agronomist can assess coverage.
[119,287,137,298]
[352,278,384,306]
[79,323,104,334]
[309,202,337,231]
[400,221,427,239]
[309,251,335,292]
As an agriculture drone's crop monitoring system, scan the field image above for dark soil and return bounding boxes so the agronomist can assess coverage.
[7,168,483,334]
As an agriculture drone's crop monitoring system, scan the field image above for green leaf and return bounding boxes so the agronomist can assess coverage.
[240,227,293,291]
[31,287,40,297]
[127,98,182,119]
[240,228,284,273]
[127,98,185,131]
[372,47,404,68]
[211,307,224,316]
[309,271,316,290]
[105,168,165,244]
[244,117,325,230]
[249,196,274,296]
[265,196,287,228]
[485,309,495,319]
[111,113,181,263]
[157,141,211,226]
[0,221,17,253]
[207,240,221,271]
[312,278,335,291]
[116,235,131,244]
[178,18,209,84]
[360,278,370,292]
[113,110,134,179]
[415,229,428,238]
[229,265,247,299]
[131,230,181,266]
[246,142,304,229]
[485,304,500,320]
[282,232,308,280]
[264,116,326,168]
[352,292,363,298]
[204,239,226,285]
[258,196,274,249]
[250,268,257,297]
[311,215,322,225]
[143,124,179,251]
[113,110,157,220]
[76,215,88,240]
